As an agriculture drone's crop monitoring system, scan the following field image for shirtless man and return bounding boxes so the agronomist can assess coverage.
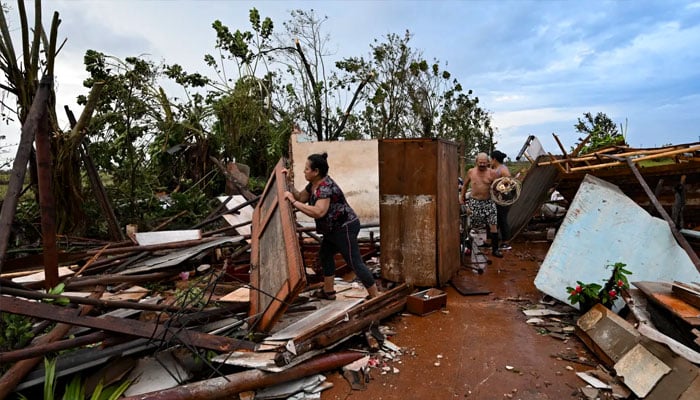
[459,153,503,258]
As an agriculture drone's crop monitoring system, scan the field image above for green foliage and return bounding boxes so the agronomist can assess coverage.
[573,112,626,154]
[276,9,373,142]
[92,378,132,400]
[44,358,57,400]
[62,374,84,400]
[17,357,132,400]
[566,262,632,310]
[338,30,494,159]
[174,284,207,308]
[43,283,70,306]
[211,75,282,177]
[0,312,34,352]
[5,6,502,251]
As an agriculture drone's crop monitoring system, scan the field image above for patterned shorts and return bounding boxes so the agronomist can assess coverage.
[467,198,497,227]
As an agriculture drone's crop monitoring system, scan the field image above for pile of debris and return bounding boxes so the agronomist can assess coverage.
[0,162,412,399]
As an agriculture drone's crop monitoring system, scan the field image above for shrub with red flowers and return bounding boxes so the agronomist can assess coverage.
[565,262,632,311]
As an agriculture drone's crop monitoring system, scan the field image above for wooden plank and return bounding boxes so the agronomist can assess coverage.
[634,281,700,326]
[218,287,250,303]
[673,281,700,310]
[633,145,700,163]
[552,133,568,158]
[218,195,255,237]
[679,374,700,400]
[0,295,256,352]
[12,266,74,284]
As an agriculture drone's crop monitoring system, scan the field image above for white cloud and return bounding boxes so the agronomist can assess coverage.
[3,0,700,165]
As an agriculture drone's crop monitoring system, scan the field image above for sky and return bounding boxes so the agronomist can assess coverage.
[2,0,700,163]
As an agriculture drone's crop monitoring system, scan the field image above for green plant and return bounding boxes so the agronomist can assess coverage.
[0,312,34,353]
[42,283,70,306]
[174,285,207,308]
[566,262,632,310]
[17,357,132,400]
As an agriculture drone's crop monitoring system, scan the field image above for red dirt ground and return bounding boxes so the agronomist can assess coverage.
[322,239,596,400]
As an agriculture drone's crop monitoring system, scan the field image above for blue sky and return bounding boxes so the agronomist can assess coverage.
[3,0,700,162]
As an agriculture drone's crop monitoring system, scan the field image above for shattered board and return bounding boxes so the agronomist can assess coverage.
[534,175,700,308]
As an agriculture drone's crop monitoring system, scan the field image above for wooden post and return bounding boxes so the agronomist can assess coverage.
[0,77,52,272]
[34,80,59,289]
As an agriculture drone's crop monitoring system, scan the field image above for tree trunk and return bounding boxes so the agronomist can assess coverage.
[0,76,52,272]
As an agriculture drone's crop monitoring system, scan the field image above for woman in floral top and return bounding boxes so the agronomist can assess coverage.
[284,153,379,299]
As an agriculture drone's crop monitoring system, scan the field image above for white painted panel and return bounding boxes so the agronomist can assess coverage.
[291,137,378,224]
[218,195,254,236]
[535,175,700,307]
[134,230,201,246]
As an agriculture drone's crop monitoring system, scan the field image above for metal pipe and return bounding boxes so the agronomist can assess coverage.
[121,351,364,400]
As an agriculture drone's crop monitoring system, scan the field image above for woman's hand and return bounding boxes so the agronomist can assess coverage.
[283,191,296,203]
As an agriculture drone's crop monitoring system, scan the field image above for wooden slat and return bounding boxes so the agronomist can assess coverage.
[0,295,256,352]
[634,281,700,326]
[673,281,700,310]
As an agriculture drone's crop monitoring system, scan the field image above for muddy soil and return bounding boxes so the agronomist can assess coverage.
[322,239,597,400]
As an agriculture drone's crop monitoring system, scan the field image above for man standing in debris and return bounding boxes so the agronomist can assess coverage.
[283,152,380,299]
[459,153,503,258]
[491,150,512,251]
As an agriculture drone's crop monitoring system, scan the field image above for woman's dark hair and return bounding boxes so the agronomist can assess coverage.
[490,150,507,163]
[308,152,329,177]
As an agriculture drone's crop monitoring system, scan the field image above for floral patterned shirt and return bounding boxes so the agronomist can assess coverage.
[305,176,358,234]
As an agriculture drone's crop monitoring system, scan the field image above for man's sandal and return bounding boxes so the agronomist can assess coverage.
[312,289,336,300]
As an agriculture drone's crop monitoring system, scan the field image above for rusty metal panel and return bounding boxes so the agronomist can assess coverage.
[249,159,306,332]
[381,195,437,286]
[377,194,404,283]
[436,140,460,285]
[379,139,438,195]
[379,139,459,287]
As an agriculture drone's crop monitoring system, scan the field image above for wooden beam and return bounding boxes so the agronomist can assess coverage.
[34,78,58,289]
[570,132,592,157]
[0,295,257,352]
[0,286,186,313]
[569,161,624,172]
[633,145,700,163]
[552,133,568,158]
[0,331,110,364]
[547,153,568,174]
